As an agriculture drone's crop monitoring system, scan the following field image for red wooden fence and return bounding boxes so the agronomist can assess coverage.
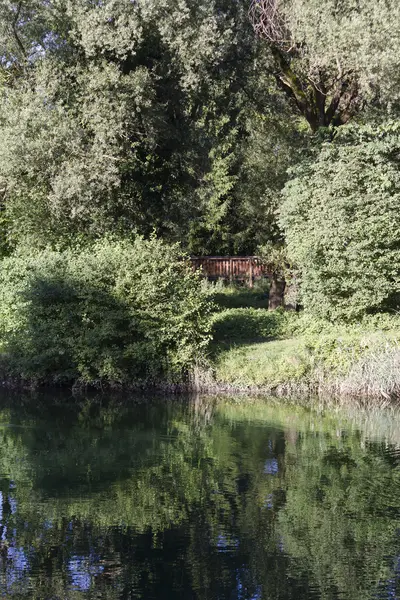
[190,256,270,287]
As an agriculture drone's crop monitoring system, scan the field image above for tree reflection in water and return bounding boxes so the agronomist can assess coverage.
[0,394,397,599]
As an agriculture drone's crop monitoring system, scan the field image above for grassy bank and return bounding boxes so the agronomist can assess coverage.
[203,283,400,400]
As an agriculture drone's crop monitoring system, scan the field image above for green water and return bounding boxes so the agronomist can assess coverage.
[0,393,399,599]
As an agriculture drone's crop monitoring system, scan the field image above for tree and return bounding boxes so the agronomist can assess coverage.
[250,0,400,132]
[0,0,290,255]
[187,93,303,256]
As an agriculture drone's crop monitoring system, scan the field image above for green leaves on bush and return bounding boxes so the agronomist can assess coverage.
[0,238,211,385]
[280,123,400,320]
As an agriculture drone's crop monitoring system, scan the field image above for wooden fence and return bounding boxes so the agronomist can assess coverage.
[190,256,270,287]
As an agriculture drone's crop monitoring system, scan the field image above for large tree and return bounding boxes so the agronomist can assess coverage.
[0,0,294,254]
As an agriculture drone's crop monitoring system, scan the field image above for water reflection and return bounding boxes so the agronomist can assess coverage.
[0,394,397,598]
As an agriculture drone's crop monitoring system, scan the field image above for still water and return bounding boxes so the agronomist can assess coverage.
[0,393,399,599]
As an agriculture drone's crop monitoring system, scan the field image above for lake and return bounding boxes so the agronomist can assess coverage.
[0,392,399,599]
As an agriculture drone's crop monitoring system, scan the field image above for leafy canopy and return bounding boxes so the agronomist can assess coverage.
[0,0,294,255]
[251,0,400,130]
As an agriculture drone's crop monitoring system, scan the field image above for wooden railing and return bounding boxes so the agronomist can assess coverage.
[190,256,270,287]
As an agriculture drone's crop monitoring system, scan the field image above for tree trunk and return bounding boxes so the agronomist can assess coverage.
[268,274,285,310]
[270,48,360,133]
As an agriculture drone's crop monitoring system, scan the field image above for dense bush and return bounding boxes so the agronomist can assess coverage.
[0,238,211,385]
[280,123,400,320]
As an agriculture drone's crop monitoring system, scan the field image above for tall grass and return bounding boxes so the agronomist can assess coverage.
[335,343,400,399]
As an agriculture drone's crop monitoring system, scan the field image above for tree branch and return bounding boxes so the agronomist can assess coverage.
[11,1,27,59]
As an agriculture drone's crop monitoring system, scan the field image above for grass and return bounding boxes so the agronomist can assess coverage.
[204,282,400,399]
[210,307,292,347]
[212,338,310,387]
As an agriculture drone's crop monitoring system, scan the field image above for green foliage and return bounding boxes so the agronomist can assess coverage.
[230,108,304,252]
[257,242,295,287]
[279,0,400,107]
[280,122,400,320]
[3,0,400,395]
[2,0,400,266]
[208,304,400,393]
[187,96,303,255]
[0,0,293,255]
[0,238,211,385]
[252,0,400,131]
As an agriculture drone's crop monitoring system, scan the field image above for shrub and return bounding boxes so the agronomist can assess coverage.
[0,238,211,385]
[280,122,400,320]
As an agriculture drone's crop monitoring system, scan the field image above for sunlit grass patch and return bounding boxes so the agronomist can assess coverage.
[213,338,311,388]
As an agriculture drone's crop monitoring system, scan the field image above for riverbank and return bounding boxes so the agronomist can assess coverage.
[1,274,400,400]
[1,326,400,399]
[201,285,400,400]
[210,325,400,399]
[203,329,400,399]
